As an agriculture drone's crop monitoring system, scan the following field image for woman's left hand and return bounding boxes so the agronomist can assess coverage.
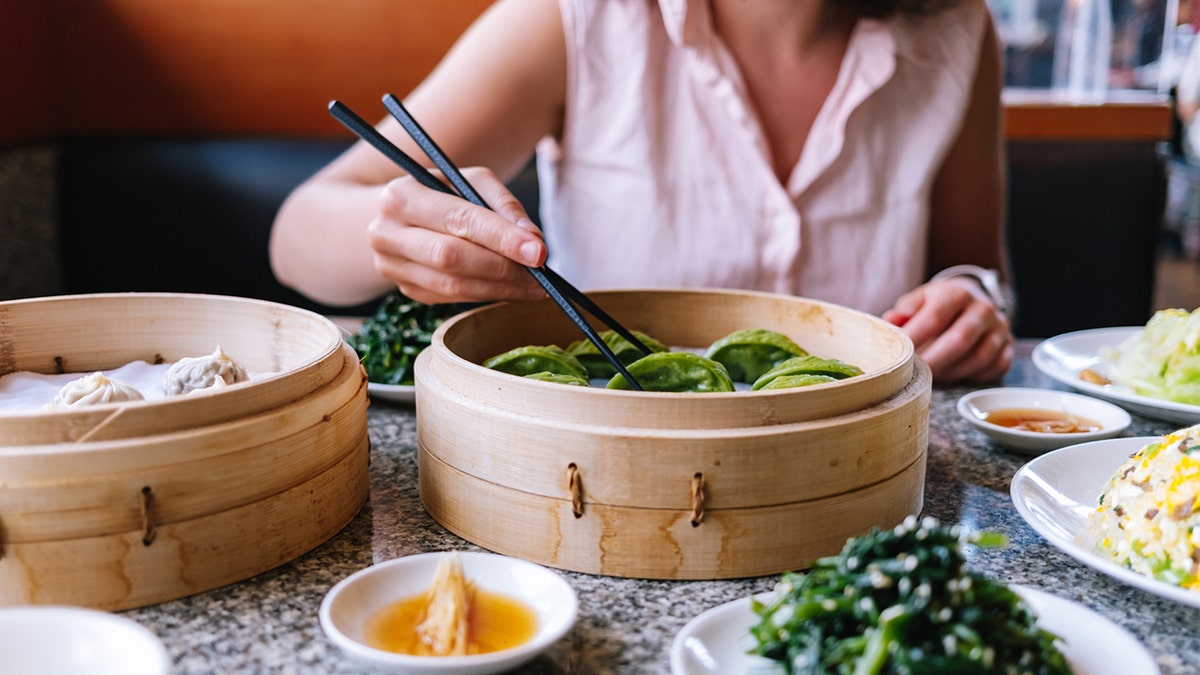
[882,277,1013,383]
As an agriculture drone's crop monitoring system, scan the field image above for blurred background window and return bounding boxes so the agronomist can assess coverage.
[989,0,1195,91]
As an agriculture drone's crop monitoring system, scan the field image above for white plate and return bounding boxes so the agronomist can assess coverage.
[0,606,172,675]
[669,594,778,675]
[1012,436,1200,610]
[1032,327,1200,425]
[956,387,1131,454]
[368,383,416,405]
[320,551,577,674]
[670,586,1157,675]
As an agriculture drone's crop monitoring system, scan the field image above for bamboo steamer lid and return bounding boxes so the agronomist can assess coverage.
[415,289,931,579]
[0,293,369,610]
[430,288,915,428]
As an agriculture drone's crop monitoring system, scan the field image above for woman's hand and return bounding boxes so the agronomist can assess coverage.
[367,166,549,305]
[882,277,1013,384]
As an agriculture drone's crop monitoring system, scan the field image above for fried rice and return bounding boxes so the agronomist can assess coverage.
[1086,424,1200,589]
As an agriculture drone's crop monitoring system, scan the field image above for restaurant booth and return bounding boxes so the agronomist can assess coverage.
[0,0,1175,334]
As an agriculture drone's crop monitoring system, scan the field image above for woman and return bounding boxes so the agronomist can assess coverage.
[270,0,1012,383]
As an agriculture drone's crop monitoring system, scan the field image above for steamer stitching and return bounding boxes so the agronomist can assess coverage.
[567,463,584,518]
[140,486,156,546]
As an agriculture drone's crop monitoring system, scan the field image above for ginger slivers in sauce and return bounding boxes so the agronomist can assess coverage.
[415,552,474,656]
[364,553,539,657]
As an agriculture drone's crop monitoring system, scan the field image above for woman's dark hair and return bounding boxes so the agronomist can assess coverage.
[849,0,965,19]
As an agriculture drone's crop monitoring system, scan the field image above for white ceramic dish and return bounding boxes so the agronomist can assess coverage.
[320,551,577,674]
[368,383,417,405]
[956,387,1131,454]
[669,593,777,675]
[0,606,171,675]
[1033,327,1200,425]
[669,586,1157,675]
[1012,436,1200,610]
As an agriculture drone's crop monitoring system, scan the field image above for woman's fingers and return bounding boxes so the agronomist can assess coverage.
[371,225,544,303]
[920,304,1013,383]
[889,279,1013,383]
[366,170,549,304]
[384,170,546,261]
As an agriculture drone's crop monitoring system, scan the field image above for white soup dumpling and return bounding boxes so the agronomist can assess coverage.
[50,372,145,408]
[164,346,248,396]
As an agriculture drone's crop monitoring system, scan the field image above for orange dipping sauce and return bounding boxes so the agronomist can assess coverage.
[983,407,1102,434]
[364,589,538,656]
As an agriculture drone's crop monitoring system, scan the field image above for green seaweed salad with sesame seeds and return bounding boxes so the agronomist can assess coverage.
[746,517,1070,675]
[347,291,465,386]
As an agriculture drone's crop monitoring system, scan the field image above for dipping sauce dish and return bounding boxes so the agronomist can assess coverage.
[957,387,1132,454]
[319,551,577,674]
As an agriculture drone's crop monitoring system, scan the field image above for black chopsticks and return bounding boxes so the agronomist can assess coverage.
[329,97,651,390]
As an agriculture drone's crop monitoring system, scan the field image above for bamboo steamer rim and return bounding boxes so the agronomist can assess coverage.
[422,354,927,440]
[0,346,369,546]
[0,346,363,467]
[0,292,345,444]
[424,288,917,428]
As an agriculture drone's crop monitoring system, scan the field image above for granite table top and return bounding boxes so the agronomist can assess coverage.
[120,342,1200,674]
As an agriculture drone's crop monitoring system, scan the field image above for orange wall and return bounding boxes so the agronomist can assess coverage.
[0,0,492,146]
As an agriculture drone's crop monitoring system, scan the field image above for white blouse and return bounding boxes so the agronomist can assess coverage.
[537,0,989,315]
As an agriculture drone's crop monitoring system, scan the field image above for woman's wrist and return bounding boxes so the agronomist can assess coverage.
[930,264,1014,322]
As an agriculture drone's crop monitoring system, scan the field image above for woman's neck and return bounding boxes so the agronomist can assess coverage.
[708,0,859,182]
[709,0,856,60]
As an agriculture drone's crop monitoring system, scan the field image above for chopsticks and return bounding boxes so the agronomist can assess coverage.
[328,97,652,390]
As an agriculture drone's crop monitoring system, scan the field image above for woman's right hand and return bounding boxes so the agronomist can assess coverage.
[367,166,550,305]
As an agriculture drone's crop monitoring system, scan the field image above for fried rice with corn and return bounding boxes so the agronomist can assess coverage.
[1086,423,1200,588]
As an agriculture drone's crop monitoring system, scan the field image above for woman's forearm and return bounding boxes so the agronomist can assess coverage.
[269,177,392,307]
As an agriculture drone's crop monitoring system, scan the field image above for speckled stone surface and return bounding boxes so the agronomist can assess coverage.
[119,343,1200,674]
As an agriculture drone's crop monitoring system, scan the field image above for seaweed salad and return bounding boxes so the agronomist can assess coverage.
[347,291,464,386]
[747,517,1070,674]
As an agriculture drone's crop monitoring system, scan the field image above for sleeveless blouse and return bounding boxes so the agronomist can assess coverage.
[536,0,989,315]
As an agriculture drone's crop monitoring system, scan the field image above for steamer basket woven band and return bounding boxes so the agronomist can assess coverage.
[415,289,932,580]
[0,293,370,610]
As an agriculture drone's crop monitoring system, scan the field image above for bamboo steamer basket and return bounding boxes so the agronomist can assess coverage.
[0,293,370,610]
[416,288,931,579]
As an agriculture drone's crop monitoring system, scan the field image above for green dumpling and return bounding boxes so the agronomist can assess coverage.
[606,352,735,392]
[704,328,809,383]
[755,373,839,390]
[751,355,864,391]
[523,371,589,386]
[567,330,668,379]
[483,345,588,379]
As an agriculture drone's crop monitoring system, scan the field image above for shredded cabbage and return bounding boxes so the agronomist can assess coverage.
[1109,308,1200,405]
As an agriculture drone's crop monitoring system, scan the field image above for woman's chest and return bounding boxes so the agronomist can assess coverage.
[719,27,853,182]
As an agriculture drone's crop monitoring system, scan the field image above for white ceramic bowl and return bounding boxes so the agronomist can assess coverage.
[0,606,171,675]
[319,551,577,674]
[957,387,1131,454]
